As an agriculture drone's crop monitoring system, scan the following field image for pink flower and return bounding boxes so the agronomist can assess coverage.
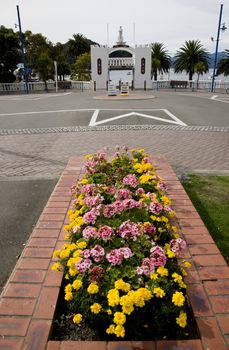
[135,188,145,196]
[150,246,167,266]
[84,194,103,208]
[106,247,133,265]
[143,156,153,164]
[82,226,98,240]
[119,247,133,259]
[143,223,156,235]
[106,249,123,265]
[81,184,96,196]
[123,199,142,209]
[123,174,139,188]
[98,225,114,240]
[118,220,140,241]
[149,201,163,215]
[82,249,91,258]
[136,258,155,275]
[115,188,132,200]
[76,258,92,273]
[157,182,167,191]
[90,244,105,262]
[83,206,102,224]
[169,238,186,255]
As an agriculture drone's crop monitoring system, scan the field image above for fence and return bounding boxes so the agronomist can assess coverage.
[0,81,91,94]
[152,80,229,92]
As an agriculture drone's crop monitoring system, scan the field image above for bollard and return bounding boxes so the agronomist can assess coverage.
[131,80,134,90]
[94,81,96,91]
[144,80,146,91]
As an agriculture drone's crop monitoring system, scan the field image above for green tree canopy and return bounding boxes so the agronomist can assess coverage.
[0,25,20,83]
[66,33,98,64]
[72,52,91,81]
[49,42,70,80]
[35,52,54,90]
[151,42,171,80]
[217,49,229,76]
[174,40,209,81]
[24,31,53,69]
[194,61,208,88]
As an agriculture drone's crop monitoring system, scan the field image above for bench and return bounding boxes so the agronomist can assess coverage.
[170,80,188,89]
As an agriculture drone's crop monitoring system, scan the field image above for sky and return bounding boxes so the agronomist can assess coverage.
[0,0,228,55]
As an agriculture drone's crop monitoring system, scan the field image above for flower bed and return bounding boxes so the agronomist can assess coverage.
[52,147,198,340]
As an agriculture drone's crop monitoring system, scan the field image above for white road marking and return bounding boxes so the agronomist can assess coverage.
[177,92,229,104]
[89,109,100,126]
[0,92,72,102]
[0,109,94,117]
[89,109,187,126]
[211,95,218,100]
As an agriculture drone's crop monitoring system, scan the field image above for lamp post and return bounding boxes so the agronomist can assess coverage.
[211,4,227,93]
[16,5,29,94]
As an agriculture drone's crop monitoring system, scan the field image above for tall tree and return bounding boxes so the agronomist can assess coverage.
[194,61,208,88]
[217,49,229,76]
[49,42,70,80]
[174,40,209,81]
[0,26,20,83]
[151,42,171,80]
[35,53,54,90]
[66,33,98,64]
[72,52,91,81]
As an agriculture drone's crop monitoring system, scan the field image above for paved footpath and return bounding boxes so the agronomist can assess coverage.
[0,127,228,177]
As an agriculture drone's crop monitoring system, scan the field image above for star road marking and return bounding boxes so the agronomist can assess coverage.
[89,109,186,126]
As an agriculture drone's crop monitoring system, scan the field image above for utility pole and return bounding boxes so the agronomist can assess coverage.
[16,5,29,94]
[211,4,223,93]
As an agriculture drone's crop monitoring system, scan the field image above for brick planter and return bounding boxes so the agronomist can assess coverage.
[0,155,228,350]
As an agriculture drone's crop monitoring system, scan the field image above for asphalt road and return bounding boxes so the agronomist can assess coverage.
[0,90,229,129]
[0,89,228,293]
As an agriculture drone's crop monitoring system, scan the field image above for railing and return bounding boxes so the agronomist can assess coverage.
[0,81,91,94]
[108,58,134,67]
[152,80,229,92]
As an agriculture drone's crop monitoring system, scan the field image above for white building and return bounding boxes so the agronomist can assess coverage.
[91,27,151,89]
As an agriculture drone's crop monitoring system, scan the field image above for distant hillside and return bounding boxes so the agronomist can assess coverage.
[171,52,226,68]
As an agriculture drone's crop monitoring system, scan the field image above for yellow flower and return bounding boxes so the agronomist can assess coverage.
[106,309,112,315]
[183,261,192,268]
[53,250,60,258]
[73,313,82,324]
[150,273,158,280]
[107,289,120,307]
[64,234,70,240]
[114,279,131,292]
[87,283,99,294]
[80,178,89,184]
[176,311,187,328]
[59,249,70,259]
[72,279,83,290]
[139,174,153,184]
[106,324,115,334]
[120,295,134,315]
[153,287,165,298]
[77,241,87,249]
[65,292,73,301]
[172,291,185,307]
[114,325,125,338]
[51,262,61,272]
[181,268,188,277]
[172,273,183,284]
[161,195,171,206]
[157,266,169,277]
[90,303,102,314]
[114,312,126,325]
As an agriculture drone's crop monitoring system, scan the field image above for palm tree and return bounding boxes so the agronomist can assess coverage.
[151,42,171,80]
[217,49,229,76]
[174,40,209,81]
[194,61,208,88]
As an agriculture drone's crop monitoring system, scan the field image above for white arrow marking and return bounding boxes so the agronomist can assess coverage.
[89,110,186,126]
[211,95,218,100]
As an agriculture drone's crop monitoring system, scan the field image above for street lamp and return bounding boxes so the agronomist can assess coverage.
[211,4,227,93]
[16,5,29,94]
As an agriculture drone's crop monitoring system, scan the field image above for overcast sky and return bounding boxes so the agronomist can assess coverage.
[1,0,228,55]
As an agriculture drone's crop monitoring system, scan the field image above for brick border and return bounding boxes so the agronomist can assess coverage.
[0,155,228,350]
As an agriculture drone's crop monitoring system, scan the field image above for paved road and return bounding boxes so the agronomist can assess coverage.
[0,90,228,292]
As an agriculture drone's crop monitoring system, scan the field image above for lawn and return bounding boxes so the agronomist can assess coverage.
[182,175,229,264]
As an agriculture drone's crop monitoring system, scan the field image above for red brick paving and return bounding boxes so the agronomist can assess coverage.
[0,156,228,350]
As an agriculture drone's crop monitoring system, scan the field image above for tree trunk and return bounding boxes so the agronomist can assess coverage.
[154,71,157,81]
[44,80,48,92]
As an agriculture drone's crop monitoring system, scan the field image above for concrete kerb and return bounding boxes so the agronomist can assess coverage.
[0,154,228,350]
